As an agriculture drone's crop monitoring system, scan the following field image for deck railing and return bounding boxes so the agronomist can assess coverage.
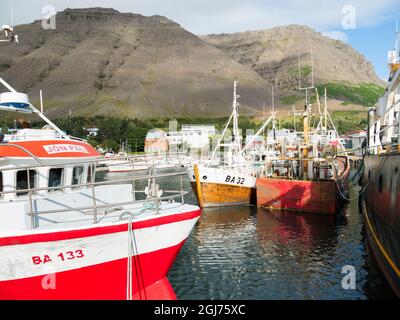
[368,98,400,155]
[0,143,191,229]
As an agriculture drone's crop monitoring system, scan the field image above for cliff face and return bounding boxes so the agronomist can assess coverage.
[202,25,384,90]
[0,9,384,120]
[0,8,273,119]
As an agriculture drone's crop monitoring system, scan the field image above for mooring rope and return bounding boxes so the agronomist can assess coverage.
[121,212,147,300]
[334,154,388,201]
[129,220,147,300]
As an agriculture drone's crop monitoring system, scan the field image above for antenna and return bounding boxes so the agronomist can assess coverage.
[298,53,301,90]
[232,80,241,157]
[40,90,44,114]
[311,49,315,88]
[271,86,275,113]
[10,0,14,28]
[396,20,399,61]
[271,86,276,140]
[298,50,315,106]
[208,80,242,166]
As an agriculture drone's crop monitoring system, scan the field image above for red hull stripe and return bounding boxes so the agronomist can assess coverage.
[0,240,185,300]
[0,209,201,246]
[256,178,337,214]
[0,140,99,159]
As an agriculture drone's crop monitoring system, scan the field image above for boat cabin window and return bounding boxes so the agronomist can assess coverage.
[16,170,37,196]
[48,168,64,191]
[87,164,95,183]
[72,166,84,186]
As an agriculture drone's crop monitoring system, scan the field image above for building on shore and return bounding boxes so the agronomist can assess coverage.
[166,124,216,154]
[144,129,169,154]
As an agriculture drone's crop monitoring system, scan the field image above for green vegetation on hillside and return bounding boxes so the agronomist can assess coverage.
[0,110,367,152]
[330,111,368,134]
[287,65,312,77]
[317,82,385,107]
[276,110,367,134]
[280,82,384,107]
[280,95,303,106]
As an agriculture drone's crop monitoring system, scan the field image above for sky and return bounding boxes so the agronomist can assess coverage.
[1,0,400,80]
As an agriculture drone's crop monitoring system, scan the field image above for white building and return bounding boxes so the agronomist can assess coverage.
[167,124,216,151]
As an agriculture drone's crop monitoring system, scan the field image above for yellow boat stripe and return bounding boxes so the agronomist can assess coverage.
[363,201,400,278]
[194,164,204,208]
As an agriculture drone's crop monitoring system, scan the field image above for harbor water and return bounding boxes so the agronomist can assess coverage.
[103,169,396,300]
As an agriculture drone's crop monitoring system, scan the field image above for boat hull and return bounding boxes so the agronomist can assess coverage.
[361,153,400,297]
[188,165,257,208]
[190,182,256,208]
[256,178,339,214]
[0,208,201,300]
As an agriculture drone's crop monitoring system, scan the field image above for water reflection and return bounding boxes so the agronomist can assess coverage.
[103,170,395,299]
[169,189,395,299]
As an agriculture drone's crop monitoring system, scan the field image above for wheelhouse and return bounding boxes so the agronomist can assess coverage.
[0,162,95,201]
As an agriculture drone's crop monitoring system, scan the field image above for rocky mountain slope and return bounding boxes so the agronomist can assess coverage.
[201,25,384,91]
[0,9,384,120]
[0,8,274,119]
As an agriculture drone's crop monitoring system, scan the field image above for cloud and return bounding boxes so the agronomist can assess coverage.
[1,0,399,35]
[126,0,400,34]
[322,31,349,43]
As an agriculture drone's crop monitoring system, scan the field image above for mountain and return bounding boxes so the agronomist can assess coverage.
[201,25,384,89]
[201,25,385,107]
[0,8,273,119]
[0,9,385,120]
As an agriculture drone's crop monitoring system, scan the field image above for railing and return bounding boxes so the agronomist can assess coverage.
[0,170,189,229]
[369,98,400,155]
[0,144,191,229]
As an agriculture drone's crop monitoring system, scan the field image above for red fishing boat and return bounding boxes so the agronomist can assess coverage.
[256,86,350,214]
[0,78,200,299]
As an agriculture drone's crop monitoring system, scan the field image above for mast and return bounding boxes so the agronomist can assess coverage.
[298,50,315,105]
[298,50,314,146]
[315,87,322,130]
[396,20,399,61]
[388,21,400,79]
[232,81,241,163]
[271,86,276,140]
[208,81,242,166]
[324,87,328,131]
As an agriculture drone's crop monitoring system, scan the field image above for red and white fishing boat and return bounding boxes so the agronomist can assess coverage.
[188,81,276,208]
[0,78,201,300]
[256,88,350,214]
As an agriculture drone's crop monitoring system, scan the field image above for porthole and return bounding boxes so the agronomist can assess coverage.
[203,176,207,180]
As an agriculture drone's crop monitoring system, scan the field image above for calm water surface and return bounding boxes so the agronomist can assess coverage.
[169,186,396,300]
[103,169,396,300]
